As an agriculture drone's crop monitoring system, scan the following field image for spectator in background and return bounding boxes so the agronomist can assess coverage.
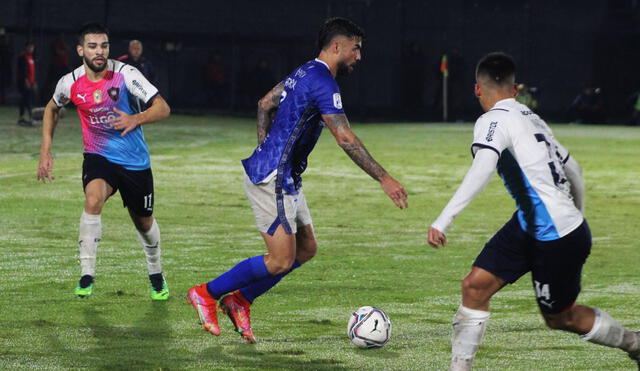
[248,59,275,107]
[204,52,226,108]
[43,34,70,103]
[16,41,36,126]
[0,26,13,104]
[118,40,156,83]
[631,92,640,126]
[570,86,604,124]
[516,83,538,110]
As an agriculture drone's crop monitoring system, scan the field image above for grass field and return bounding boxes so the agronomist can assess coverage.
[0,105,639,370]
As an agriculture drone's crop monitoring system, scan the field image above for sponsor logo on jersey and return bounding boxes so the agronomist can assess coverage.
[295,68,306,78]
[108,87,120,101]
[132,80,148,97]
[93,89,102,103]
[521,110,533,116]
[486,121,498,142]
[89,112,117,127]
[76,93,87,103]
[284,77,297,90]
[333,93,342,109]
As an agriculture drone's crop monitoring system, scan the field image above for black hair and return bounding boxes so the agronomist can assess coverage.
[476,52,516,86]
[78,22,109,45]
[317,17,365,51]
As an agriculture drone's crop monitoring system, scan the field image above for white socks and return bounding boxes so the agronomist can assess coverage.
[78,211,102,277]
[581,308,639,353]
[450,305,491,371]
[137,219,162,275]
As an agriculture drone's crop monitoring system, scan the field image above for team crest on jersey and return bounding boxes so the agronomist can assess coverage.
[333,93,342,109]
[57,93,69,106]
[93,89,102,103]
[107,87,120,101]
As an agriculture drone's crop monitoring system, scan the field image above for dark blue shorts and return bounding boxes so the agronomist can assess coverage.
[82,153,155,217]
[474,213,591,314]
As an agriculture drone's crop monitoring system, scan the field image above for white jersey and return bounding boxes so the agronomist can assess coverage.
[472,98,583,241]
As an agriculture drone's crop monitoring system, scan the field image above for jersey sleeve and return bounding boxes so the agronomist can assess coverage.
[122,65,159,104]
[311,75,345,115]
[471,114,510,157]
[52,74,72,107]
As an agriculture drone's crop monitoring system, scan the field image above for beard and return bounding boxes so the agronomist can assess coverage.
[337,61,357,76]
[84,56,107,73]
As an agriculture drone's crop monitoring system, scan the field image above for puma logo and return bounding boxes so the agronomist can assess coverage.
[370,319,380,333]
[76,93,87,103]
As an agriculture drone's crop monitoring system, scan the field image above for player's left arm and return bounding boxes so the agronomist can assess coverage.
[111,95,170,136]
[563,155,585,214]
[256,82,284,144]
[322,113,408,209]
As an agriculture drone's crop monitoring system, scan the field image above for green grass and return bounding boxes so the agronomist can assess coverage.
[0,106,639,370]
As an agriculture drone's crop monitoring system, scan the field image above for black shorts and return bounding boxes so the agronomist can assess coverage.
[474,213,591,314]
[82,153,154,217]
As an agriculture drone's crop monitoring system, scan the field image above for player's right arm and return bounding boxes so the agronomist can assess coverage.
[428,113,510,248]
[256,82,284,144]
[322,113,408,209]
[38,74,71,183]
[38,99,62,182]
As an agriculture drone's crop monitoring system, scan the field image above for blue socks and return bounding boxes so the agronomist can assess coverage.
[240,260,301,303]
[206,255,270,299]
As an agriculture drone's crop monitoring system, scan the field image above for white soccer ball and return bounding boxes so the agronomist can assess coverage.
[347,306,392,348]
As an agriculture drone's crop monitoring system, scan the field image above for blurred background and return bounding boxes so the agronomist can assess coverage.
[1,0,639,124]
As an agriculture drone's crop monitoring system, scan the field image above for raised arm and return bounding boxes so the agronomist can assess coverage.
[322,113,408,209]
[112,95,170,136]
[37,99,63,182]
[256,82,284,144]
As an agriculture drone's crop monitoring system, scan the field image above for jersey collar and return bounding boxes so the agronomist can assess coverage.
[492,98,516,109]
[314,58,330,71]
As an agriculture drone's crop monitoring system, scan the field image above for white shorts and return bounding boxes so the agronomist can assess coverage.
[243,174,312,235]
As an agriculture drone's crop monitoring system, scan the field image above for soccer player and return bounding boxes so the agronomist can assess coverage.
[37,23,171,300]
[188,17,408,343]
[427,52,639,370]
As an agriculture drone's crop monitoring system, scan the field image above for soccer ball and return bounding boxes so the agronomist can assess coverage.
[347,306,392,348]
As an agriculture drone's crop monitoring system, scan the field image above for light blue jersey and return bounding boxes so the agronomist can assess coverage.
[471,98,583,241]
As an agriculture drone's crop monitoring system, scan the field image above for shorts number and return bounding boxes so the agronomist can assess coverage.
[534,280,551,300]
[144,193,153,210]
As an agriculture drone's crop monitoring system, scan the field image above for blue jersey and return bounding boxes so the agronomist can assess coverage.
[242,59,344,194]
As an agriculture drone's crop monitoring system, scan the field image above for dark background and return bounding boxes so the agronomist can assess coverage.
[1,0,639,122]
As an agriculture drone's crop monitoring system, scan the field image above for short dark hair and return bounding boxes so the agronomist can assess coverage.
[317,17,365,51]
[78,22,109,45]
[476,52,516,86]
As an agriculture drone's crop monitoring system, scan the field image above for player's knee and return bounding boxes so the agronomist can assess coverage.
[461,276,491,302]
[133,217,153,233]
[296,239,317,263]
[266,257,295,275]
[84,195,105,213]
[543,311,574,331]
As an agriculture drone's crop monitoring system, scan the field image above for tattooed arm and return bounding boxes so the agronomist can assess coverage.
[256,82,285,144]
[322,113,408,209]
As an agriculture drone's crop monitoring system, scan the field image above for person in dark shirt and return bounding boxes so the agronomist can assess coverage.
[118,40,156,83]
[16,41,36,126]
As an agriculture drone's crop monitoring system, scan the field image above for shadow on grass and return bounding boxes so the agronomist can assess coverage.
[82,302,178,369]
[197,343,348,370]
